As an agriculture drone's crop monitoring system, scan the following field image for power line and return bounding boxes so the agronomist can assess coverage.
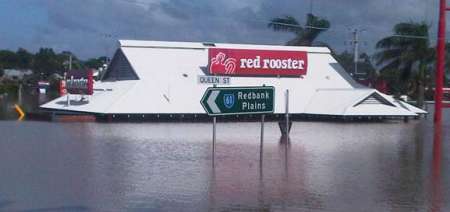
[391,34,429,39]
[115,0,150,7]
[267,21,330,30]
[111,0,436,41]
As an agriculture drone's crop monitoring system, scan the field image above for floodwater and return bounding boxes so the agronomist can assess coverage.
[0,111,449,211]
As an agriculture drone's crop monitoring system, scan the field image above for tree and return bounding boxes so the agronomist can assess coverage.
[334,51,377,82]
[33,48,63,77]
[16,48,33,69]
[268,13,330,46]
[58,51,82,71]
[84,56,108,69]
[374,22,434,108]
[0,50,19,69]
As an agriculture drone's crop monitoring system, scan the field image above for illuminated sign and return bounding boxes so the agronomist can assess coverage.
[208,48,308,76]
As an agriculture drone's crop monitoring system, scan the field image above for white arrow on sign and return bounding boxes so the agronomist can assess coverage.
[207,90,221,113]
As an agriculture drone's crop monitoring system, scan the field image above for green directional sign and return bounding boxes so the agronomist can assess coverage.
[200,86,275,116]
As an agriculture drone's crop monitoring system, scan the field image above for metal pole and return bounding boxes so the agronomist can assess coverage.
[212,84,217,163]
[260,114,265,163]
[212,116,216,163]
[67,76,73,106]
[69,54,72,71]
[67,93,70,106]
[353,29,359,76]
[434,0,446,123]
[18,83,22,105]
[285,89,289,142]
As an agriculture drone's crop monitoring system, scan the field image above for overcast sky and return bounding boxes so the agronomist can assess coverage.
[0,0,442,59]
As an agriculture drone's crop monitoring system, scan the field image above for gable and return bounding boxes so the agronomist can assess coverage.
[353,92,395,107]
[102,49,139,81]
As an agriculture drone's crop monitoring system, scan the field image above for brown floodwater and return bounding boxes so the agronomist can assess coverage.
[0,109,448,211]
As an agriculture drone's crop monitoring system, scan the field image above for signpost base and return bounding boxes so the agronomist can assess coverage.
[278,121,292,142]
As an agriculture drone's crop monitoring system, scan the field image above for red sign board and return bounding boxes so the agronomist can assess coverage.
[208,48,308,76]
[65,69,94,95]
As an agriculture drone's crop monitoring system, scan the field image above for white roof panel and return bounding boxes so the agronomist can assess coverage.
[119,40,331,53]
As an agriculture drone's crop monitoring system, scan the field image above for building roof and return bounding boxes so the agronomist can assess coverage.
[41,40,422,117]
[119,40,331,53]
[3,69,33,79]
[304,89,417,116]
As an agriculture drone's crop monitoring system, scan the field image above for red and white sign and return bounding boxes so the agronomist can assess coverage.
[59,80,67,96]
[208,48,308,76]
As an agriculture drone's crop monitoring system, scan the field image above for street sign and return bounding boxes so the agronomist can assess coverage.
[197,75,231,85]
[200,86,275,116]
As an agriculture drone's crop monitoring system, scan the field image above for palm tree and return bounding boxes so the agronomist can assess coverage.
[268,13,330,46]
[374,22,434,108]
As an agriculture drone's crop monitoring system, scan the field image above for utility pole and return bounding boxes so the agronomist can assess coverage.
[69,54,72,71]
[348,28,365,77]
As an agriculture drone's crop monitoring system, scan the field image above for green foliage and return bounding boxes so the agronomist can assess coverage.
[16,48,33,69]
[375,22,433,80]
[334,51,377,81]
[0,81,18,95]
[59,51,83,71]
[0,46,110,80]
[0,50,19,69]
[268,13,330,46]
[375,22,434,106]
[32,48,64,77]
[85,57,108,69]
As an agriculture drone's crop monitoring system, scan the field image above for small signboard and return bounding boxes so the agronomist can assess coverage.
[65,69,94,95]
[201,86,275,116]
[198,75,231,85]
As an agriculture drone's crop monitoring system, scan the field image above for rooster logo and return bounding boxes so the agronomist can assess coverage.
[210,52,237,74]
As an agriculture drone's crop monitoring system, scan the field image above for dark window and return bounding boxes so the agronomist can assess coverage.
[203,42,216,47]
[102,49,139,81]
[353,92,395,107]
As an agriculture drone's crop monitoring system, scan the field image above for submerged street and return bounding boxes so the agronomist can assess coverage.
[0,110,448,211]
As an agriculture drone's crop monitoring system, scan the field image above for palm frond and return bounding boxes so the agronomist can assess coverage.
[268,16,302,34]
[374,48,402,65]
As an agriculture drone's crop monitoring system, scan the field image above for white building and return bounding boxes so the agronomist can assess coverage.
[40,40,425,120]
[2,69,33,81]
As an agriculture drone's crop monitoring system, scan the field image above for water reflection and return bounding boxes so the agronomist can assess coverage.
[0,112,448,211]
[0,90,57,119]
[431,122,443,212]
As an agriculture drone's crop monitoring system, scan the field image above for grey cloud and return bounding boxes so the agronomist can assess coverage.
[0,0,442,59]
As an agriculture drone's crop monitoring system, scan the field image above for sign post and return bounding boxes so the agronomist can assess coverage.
[285,89,290,143]
[212,115,216,165]
[201,86,275,164]
[212,84,217,167]
[260,114,265,165]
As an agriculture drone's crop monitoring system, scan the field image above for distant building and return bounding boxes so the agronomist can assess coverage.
[2,69,33,81]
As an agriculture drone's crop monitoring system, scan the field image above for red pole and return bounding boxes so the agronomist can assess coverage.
[435,0,446,123]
